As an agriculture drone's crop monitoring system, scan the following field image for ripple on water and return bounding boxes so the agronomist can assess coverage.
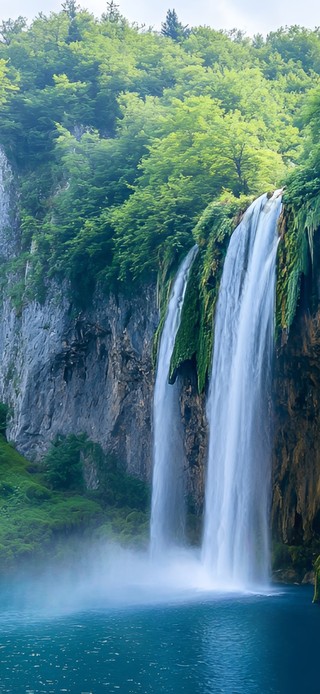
[0,560,317,694]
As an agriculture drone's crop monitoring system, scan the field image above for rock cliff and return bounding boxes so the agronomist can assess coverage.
[0,151,160,482]
[0,286,158,481]
[272,309,320,546]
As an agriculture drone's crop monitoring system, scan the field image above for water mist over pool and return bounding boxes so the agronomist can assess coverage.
[5,541,279,619]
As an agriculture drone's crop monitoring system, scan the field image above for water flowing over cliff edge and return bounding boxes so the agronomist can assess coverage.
[151,245,198,555]
[202,192,281,588]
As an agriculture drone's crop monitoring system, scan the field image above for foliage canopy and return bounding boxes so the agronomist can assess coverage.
[0,5,320,387]
[0,6,318,305]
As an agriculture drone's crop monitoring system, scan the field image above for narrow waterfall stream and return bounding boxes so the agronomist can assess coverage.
[202,191,282,589]
[150,245,198,556]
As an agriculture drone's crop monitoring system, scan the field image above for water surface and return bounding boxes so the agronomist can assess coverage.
[0,582,317,694]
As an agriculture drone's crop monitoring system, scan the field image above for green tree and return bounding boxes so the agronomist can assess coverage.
[0,17,27,45]
[44,434,85,490]
[0,403,9,437]
[62,0,82,43]
[103,1,121,22]
[0,5,315,302]
[265,26,320,75]
[111,95,286,282]
[0,59,18,106]
[161,9,189,41]
[183,26,252,69]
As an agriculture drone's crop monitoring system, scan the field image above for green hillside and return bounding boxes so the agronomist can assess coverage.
[0,433,149,571]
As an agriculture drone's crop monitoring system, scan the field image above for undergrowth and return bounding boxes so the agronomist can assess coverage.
[0,434,149,572]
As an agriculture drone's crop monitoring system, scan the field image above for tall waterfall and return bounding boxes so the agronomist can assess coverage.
[202,191,282,589]
[150,245,198,556]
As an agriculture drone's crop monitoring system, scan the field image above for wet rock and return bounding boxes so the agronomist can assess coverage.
[272,310,320,546]
[272,567,302,584]
[302,571,315,585]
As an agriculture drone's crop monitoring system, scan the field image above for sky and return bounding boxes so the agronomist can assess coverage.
[1,0,320,37]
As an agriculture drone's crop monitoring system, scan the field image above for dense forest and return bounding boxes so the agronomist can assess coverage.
[0,1,319,323]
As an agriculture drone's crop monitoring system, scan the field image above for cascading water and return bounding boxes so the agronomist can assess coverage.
[150,245,198,557]
[202,191,282,589]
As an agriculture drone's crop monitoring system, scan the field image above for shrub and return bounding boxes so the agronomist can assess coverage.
[0,403,9,438]
[44,434,86,491]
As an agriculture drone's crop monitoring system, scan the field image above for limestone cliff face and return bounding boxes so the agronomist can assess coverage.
[272,310,320,545]
[0,287,158,480]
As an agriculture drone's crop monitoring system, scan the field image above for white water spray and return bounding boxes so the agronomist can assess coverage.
[150,245,198,556]
[202,192,282,589]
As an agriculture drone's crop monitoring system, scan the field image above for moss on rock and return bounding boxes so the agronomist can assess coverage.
[313,555,320,603]
[169,252,201,383]
[277,175,320,335]
[169,193,253,392]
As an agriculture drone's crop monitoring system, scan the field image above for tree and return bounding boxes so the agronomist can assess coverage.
[61,0,80,19]
[252,33,264,49]
[104,1,121,22]
[161,9,189,41]
[62,0,82,42]
[0,16,27,45]
[0,403,8,438]
[44,434,85,490]
[0,60,18,107]
[265,26,320,74]
[0,4,315,300]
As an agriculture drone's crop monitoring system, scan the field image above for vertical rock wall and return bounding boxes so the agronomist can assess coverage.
[272,310,320,545]
[0,287,158,481]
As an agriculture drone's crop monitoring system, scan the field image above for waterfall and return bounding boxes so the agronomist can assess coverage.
[202,191,282,589]
[150,245,198,556]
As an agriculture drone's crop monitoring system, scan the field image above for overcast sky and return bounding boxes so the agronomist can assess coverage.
[1,0,320,37]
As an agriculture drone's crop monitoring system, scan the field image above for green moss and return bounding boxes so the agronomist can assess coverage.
[272,541,320,594]
[152,275,173,368]
[169,253,201,382]
[276,173,320,334]
[276,204,310,332]
[313,555,320,604]
[0,436,102,568]
[169,192,253,392]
